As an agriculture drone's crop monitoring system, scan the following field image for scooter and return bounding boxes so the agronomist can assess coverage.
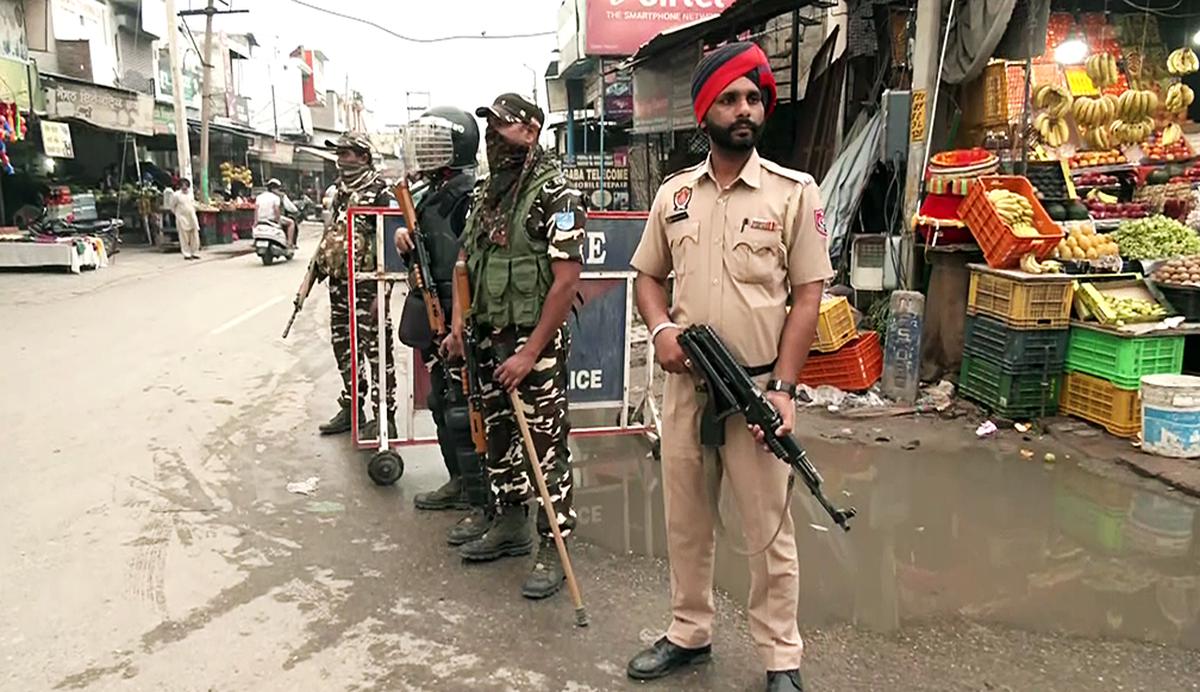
[252,220,294,266]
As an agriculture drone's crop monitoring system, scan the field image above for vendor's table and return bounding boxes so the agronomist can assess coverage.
[0,238,108,273]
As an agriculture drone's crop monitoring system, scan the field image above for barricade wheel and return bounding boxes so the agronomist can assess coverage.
[368,450,404,486]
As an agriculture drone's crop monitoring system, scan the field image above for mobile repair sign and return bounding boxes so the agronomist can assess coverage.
[586,0,729,56]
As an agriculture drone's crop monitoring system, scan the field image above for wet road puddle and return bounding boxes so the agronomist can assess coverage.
[569,433,1200,650]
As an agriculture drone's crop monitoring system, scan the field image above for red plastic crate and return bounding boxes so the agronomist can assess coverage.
[959,176,1064,269]
[798,331,884,392]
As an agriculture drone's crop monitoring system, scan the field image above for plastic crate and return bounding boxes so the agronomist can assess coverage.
[967,266,1075,329]
[1154,283,1200,321]
[1065,326,1184,390]
[959,352,1062,418]
[963,313,1069,374]
[1059,371,1142,438]
[799,331,884,391]
[1054,490,1126,553]
[959,176,1064,269]
[813,297,858,353]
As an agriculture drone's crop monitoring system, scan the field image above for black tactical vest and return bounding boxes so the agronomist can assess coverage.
[417,172,475,297]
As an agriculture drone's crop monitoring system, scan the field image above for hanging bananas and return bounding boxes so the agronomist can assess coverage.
[1167,48,1199,76]
[1110,117,1155,145]
[1086,53,1120,88]
[1116,89,1159,121]
[1162,122,1183,146]
[1072,95,1116,128]
[988,189,1038,237]
[1035,112,1071,147]
[1034,84,1073,118]
[1165,83,1195,114]
[1085,125,1112,150]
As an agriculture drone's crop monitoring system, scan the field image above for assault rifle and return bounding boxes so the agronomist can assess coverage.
[282,252,320,339]
[392,178,446,338]
[676,324,856,531]
[453,259,488,455]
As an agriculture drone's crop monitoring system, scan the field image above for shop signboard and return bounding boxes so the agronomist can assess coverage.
[41,121,74,158]
[156,46,202,110]
[601,62,634,122]
[45,79,155,136]
[585,0,728,56]
[564,153,632,211]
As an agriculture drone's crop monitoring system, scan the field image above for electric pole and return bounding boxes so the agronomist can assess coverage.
[179,1,248,202]
[163,0,192,184]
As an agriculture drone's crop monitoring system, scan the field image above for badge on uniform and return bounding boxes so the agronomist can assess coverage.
[673,186,692,212]
[554,211,576,231]
[747,217,781,232]
[814,208,828,238]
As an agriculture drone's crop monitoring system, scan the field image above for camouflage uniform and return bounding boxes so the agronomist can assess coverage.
[317,172,398,425]
[465,154,587,539]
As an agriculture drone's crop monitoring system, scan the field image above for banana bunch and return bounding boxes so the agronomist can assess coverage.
[1110,117,1155,145]
[988,189,1037,237]
[1162,122,1183,146]
[1086,53,1120,87]
[1035,113,1070,147]
[1117,89,1158,120]
[1085,125,1112,150]
[1165,83,1195,114]
[1072,95,1116,127]
[1167,48,1199,76]
[1034,84,1073,117]
[1020,251,1063,275]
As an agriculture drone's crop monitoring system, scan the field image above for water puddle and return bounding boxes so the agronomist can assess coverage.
[570,433,1200,650]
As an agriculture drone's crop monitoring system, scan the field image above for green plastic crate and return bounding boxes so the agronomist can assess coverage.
[1054,491,1125,554]
[1064,327,1184,390]
[959,352,1062,418]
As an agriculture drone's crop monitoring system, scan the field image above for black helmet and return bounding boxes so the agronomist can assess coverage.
[405,106,480,173]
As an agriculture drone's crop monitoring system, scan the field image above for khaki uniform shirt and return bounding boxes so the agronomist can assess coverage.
[631,150,834,368]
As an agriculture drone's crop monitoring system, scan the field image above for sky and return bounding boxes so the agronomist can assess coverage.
[181,0,564,130]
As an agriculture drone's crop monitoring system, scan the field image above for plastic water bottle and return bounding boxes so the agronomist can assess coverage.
[880,291,925,404]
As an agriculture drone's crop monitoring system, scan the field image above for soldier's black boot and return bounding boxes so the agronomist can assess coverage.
[414,477,468,511]
[446,506,493,546]
[360,417,398,441]
[457,505,532,561]
[521,535,566,600]
[319,405,353,435]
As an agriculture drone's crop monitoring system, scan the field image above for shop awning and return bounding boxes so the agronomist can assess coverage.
[623,0,818,69]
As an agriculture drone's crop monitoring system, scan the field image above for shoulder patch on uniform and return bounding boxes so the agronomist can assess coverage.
[553,211,577,230]
[760,159,815,186]
[814,208,828,237]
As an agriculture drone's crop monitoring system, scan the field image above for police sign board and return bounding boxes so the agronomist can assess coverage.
[568,212,647,408]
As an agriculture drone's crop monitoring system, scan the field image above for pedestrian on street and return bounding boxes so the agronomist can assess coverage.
[173,178,201,260]
[393,106,493,546]
[315,133,399,440]
[625,42,833,692]
[442,93,586,600]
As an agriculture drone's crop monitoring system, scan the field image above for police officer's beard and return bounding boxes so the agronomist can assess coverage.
[705,116,761,153]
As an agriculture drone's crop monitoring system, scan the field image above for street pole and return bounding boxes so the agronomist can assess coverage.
[164,0,192,184]
[899,0,945,289]
[198,0,216,202]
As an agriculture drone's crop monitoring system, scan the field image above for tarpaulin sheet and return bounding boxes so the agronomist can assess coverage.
[820,109,883,267]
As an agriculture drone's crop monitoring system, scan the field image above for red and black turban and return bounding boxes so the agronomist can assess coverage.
[690,42,777,123]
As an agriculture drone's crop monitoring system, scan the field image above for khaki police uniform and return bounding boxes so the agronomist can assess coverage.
[630,149,834,670]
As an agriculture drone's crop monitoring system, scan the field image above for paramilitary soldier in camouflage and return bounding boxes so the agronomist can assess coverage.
[394,106,493,545]
[316,133,399,439]
[442,93,586,599]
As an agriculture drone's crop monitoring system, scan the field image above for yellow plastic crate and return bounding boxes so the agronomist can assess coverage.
[1059,371,1141,438]
[967,265,1075,329]
[813,297,858,353]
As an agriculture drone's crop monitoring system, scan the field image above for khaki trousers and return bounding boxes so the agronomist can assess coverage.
[661,371,803,671]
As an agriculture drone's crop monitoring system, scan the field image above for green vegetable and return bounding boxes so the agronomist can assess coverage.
[1112,215,1200,259]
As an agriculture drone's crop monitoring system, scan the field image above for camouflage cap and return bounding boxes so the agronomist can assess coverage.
[475,93,544,128]
[325,132,374,155]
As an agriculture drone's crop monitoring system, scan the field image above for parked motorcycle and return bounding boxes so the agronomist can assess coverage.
[252,220,294,265]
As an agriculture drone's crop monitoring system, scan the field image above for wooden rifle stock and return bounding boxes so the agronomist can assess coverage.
[454,259,488,455]
[393,178,446,337]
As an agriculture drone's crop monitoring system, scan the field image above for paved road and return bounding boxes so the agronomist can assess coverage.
[1,227,1197,691]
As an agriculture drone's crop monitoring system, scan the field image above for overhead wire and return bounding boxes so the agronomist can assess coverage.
[284,0,557,43]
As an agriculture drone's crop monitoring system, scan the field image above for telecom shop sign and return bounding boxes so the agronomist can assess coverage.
[586,0,728,56]
[567,212,647,406]
[563,153,632,211]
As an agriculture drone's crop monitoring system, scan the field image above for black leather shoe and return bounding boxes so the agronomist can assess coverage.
[626,636,711,681]
[766,669,804,692]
